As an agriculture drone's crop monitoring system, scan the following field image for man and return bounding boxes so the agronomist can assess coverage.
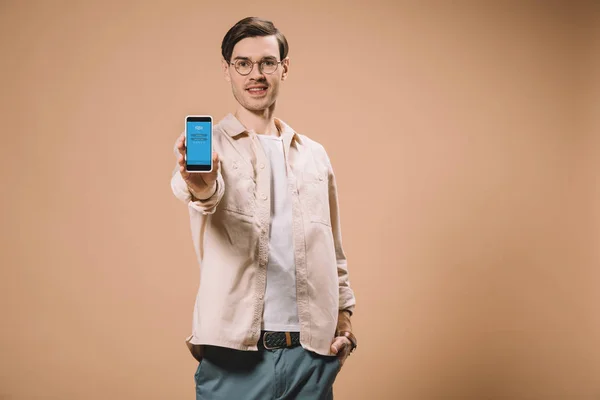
[170,16,357,399]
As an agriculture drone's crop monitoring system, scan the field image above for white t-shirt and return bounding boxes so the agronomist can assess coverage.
[256,133,300,332]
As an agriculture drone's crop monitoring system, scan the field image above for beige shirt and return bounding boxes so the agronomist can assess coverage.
[170,113,356,359]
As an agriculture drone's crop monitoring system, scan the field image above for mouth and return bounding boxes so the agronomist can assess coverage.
[246,85,268,97]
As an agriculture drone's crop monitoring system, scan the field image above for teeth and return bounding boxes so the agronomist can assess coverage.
[248,88,266,91]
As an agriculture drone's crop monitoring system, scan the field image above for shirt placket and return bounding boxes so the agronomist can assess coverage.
[282,135,310,344]
[250,132,271,344]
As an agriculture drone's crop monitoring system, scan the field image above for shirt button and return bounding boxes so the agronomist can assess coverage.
[261,193,268,200]
[259,294,264,300]
[318,175,324,181]
[259,163,265,169]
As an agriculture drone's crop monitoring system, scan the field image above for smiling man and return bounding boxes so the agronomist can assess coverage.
[171,17,357,400]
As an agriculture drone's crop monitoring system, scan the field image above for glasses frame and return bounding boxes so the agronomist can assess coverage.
[229,58,284,76]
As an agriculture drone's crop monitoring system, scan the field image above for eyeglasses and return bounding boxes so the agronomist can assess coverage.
[229,58,284,76]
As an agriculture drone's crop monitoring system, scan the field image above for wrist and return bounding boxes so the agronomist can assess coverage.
[336,309,352,333]
[189,180,217,201]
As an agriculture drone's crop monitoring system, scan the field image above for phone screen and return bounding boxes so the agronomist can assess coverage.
[186,116,212,172]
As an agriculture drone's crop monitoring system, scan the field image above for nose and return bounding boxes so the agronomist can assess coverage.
[248,61,265,79]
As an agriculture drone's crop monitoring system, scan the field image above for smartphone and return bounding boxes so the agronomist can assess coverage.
[185,115,213,172]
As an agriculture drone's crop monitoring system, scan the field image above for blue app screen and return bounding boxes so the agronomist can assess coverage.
[186,120,212,166]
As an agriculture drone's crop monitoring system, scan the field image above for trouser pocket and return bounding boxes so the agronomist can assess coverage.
[194,361,203,386]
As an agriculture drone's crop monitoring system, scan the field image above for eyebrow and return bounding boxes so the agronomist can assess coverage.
[233,55,278,61]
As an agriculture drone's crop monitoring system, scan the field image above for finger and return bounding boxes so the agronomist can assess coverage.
[179,164,190,180]
[339,338,352,356]
[177,133,186,155]
[330,337,349,354]
[213,152,220,171]
[330,343,337,355]
[339,342,351,358]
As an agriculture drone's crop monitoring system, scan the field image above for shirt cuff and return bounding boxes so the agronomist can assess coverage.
[189,180,218,201]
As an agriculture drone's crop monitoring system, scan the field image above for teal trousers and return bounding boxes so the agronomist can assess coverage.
[194,345,341,400]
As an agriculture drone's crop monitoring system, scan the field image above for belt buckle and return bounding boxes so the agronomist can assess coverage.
[262,331,278,350]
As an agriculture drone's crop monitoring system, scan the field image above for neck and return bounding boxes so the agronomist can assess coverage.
[234,105,279,136]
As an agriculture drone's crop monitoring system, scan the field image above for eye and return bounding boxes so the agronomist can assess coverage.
[237,60,250,68]
[263,60,277,67]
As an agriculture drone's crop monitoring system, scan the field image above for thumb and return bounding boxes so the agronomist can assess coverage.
[330,337,347,355]
[210,152,220,175]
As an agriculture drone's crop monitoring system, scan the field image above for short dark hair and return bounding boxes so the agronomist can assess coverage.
[221,17,289,63]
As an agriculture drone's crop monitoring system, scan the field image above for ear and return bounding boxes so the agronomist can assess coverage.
[222,58,231,82]
[281,57,290,81]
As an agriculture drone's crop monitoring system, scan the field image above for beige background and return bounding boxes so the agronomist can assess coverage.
[1,1,599,399]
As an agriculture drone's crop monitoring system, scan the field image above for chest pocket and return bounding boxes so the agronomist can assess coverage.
[220,159,256,217]
[300,170,331,226]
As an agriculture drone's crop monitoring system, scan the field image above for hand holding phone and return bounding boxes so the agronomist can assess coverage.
[176,130,220,199]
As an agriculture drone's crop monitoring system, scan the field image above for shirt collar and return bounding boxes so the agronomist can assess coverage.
[220,112,302,145]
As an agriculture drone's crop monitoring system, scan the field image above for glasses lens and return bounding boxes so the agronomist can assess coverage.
[261,60,278,74]
[235,60,252,75]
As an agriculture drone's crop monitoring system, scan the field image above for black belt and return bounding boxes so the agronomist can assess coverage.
[258,331,300,350]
